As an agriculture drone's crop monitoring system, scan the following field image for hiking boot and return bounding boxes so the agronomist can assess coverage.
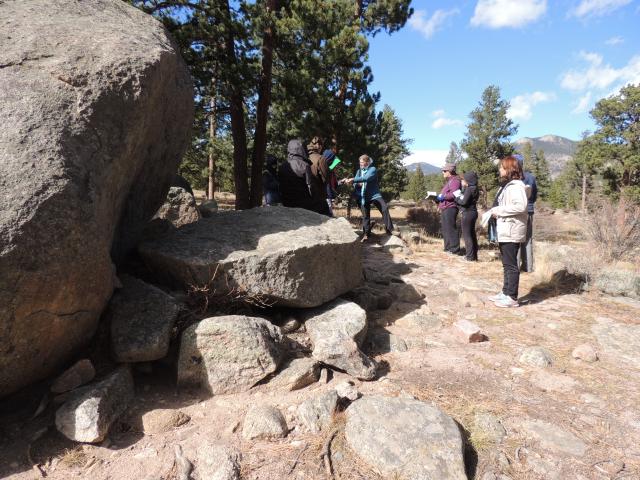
[488,291,507,302]
[494,296,519,308]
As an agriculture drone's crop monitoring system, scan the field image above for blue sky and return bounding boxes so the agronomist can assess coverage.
[367,0,640,166]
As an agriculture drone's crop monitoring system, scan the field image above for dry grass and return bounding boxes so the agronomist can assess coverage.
[406,205,442,237]
[584,197,640,261]
[58,446,90,469]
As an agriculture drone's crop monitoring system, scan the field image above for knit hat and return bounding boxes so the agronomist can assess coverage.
[442,163,456,173]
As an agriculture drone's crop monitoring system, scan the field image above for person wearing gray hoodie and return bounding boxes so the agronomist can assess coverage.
[278,139,318,213]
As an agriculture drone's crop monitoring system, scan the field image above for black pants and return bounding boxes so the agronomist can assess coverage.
[499,242,521,300]
[361,198,393,235]
[461,210,478,260]
[441,207,460,252]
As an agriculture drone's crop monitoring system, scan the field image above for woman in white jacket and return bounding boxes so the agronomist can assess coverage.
[487,156,530,308]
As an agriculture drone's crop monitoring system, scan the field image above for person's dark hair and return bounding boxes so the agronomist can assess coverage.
[499,156,523,181]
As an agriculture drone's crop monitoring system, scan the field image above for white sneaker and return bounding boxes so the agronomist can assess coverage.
[488,291,507,302]
[494,296,519,308]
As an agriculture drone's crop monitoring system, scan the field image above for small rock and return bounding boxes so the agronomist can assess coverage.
[198,199,219,217]
[572,344,598,362]
[453,320,488,343]
[383,235,406,250]
[519,346,554,367]
[51,359,96,394]
[269,358,319,391]
[367,329,408,353]
[395,309,441,330]
[335,381,359,401]
[297,390,338,433]
[390,282,425,303]
[302,300,376,380]
[242,405,288,440]
[55,367,134,443]
[474,413,506,443]
[280,316,301,334]
[197,443,241,480]
[141,409,190,434]
[594,459,624,476]
[155,186,201,227]
[319,368,330,384]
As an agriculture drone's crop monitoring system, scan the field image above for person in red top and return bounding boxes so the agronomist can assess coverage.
[436,163,462,254]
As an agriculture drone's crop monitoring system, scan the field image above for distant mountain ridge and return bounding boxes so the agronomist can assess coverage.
[404,162,441,175]
[514,134,578,178]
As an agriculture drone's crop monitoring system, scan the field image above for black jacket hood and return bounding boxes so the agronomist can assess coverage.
[464,171,478,186]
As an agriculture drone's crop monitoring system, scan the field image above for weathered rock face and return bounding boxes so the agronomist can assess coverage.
[302,300,376,380]
[108,275,181,363]
[177,316,283,394]
[138,206,362,308]
[0,0,193,397]
[155,186,201,228]
[345,395,467,480]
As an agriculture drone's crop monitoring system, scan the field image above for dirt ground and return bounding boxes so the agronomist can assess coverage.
[0,204,638,480]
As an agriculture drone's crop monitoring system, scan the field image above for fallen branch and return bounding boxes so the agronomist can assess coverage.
[319,429,339,479]
[174,445,192,480]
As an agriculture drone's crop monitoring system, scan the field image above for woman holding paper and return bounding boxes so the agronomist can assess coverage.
[484,156,530,308]
[437,163,462,254]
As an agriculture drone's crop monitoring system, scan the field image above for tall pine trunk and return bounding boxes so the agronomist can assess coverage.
[207,79,217,200]
[249,0,277,207]
[223,0,250,210]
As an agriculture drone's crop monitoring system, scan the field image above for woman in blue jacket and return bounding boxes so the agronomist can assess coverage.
[344,154,394,242]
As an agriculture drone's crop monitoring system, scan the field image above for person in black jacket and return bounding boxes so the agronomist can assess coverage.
[456,171,480,261]
[263,154,281,206]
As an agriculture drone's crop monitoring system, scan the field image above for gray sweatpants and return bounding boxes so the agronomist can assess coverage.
[518,213,534,272]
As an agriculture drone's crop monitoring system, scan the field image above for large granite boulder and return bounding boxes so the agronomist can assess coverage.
[138,206,362,308]
[177,316,283,394]
[0,0,193,397]
[345,395,467,480]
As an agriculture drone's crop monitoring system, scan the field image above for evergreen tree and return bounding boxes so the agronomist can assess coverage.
[405,166,428,202]
[445,141,463,165]
[372,105,411,200]
[459,85,518,205]
[532,149,551,199]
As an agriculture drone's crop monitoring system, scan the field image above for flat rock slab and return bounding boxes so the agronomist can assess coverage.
[55,367,134,443]
[108,276,181,362]
[345,395,467,480]
[302,300,376,380]
[177,316,283,394]
[139,206,362,308]
[519,346,554,368]
[297,390,339,433]
[592,318,640,368]
[519,419,587,457]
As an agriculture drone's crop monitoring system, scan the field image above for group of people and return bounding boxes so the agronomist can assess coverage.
[263,138,394,242]
[435,155,537,308]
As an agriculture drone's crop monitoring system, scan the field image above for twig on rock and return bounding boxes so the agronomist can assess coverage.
[174,445,192,480]
[319,429,339,479]
[288,442,308,474]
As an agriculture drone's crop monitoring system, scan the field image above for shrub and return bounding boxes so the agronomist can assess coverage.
[584,197,640,261]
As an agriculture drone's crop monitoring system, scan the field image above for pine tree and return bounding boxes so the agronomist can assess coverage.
[372,105,411,200]
[405,166,428,202]
[532,149,551,199]
[445,141,463,165]
[459,85,518,205]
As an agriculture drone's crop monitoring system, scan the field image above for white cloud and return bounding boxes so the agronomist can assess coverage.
[471,0,547,28]
[570,0,632,18]
[403,150,449,168]
[431,109,463,129]
[605,36,624,45]
[409,9,460,39]
[560,51,640,92]
[507,91,556,120]
[572,92,593,114]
